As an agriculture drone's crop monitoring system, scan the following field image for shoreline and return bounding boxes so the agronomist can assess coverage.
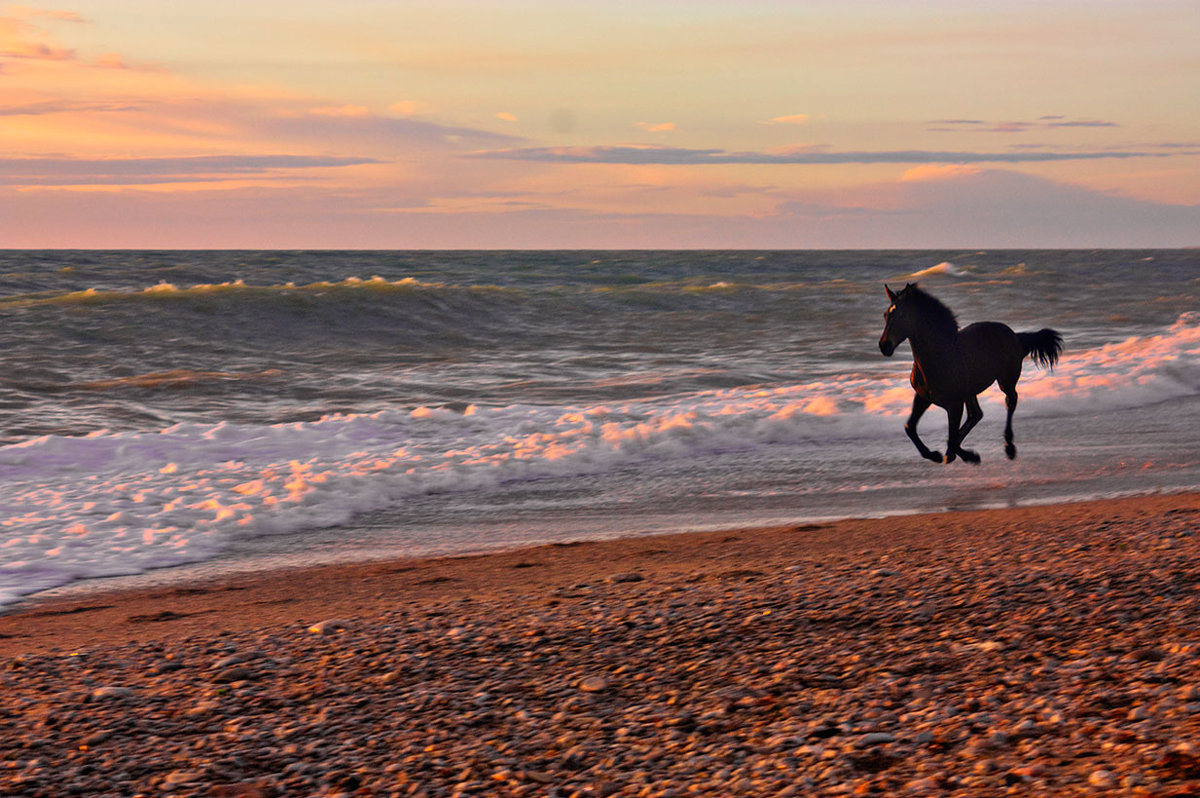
[1,492,1196,655]
[4,491,1200,796]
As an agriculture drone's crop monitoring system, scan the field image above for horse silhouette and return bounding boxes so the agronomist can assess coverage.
[879,283,1062,464]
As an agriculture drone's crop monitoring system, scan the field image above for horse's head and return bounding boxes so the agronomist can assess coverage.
[878,283,915,357]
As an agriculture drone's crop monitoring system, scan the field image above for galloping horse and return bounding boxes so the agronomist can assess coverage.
[878,283,1062,464]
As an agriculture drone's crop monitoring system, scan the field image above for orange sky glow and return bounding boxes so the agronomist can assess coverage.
[2,1,1197,248]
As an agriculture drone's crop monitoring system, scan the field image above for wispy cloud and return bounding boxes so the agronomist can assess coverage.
[929,117,1121,133]
[763,114,810,125]
[635,121,675,133]
[0,100,143,116]
[0,155,381,186]
[470,145,1182,166]
[264,111,524,150]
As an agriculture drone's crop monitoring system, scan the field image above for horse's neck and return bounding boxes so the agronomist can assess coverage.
[909,328,961,381]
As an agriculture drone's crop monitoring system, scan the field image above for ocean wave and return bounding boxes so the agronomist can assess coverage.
[68,369,284,392]
[1,312,1195,605]
[905,261,971,279]
[0,276,458,309]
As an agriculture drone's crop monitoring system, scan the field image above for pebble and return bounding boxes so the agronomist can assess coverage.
[307,618,353,635]
[856,732,896,747]
[89,686,134,701]
[579,675,608,692]
[212,666,255,683]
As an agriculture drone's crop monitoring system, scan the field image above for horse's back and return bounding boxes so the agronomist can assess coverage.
[960,321,1021,348]
[959,321,1024,389]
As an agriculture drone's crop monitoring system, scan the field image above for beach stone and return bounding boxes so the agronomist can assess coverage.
[856,732,895,747]
[162,769,204,786]
[212,666,255,683]
[308,618,353,635]
[90,686,134,701]
[1088,769,1117,788]
[579,676,608,692]
[81,729,114,747]
[607,572,644,583]
[208,783,270,798]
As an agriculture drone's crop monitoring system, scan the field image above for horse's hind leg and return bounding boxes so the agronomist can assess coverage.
[958,395,983,443]
[905,394,943,463]
[1002,387,1018,459]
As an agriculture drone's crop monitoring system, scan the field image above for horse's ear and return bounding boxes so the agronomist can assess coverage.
[885,284,897,302]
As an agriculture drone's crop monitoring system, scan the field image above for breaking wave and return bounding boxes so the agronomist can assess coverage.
[0,312,1195,606]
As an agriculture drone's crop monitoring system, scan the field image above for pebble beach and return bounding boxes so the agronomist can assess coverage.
[3,492,1200,797]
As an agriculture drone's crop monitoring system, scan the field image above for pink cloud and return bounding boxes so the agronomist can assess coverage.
[0,12,75,61]
[765,114,810,125]
[900,164,982,182]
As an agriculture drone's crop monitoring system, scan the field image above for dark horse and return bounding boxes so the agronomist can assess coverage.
[879,283,1062,464]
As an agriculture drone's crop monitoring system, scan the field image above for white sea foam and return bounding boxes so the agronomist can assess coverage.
[0,276,448,309]
[906,261,970,278]
[1,313,1196,606]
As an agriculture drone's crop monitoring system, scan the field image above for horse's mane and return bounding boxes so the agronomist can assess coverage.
[905,284,959,335]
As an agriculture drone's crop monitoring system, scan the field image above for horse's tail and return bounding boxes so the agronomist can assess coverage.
[1018,328,1063,370]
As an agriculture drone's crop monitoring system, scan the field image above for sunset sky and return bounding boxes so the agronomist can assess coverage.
[2,1,1197,248]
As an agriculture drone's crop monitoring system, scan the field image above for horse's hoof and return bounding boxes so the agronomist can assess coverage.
[943,451,956,464]
[1005,443,1017,460]
[922,451,943,463]
[960,449,981,465]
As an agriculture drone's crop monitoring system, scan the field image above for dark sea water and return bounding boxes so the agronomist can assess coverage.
[1,250,1197,605]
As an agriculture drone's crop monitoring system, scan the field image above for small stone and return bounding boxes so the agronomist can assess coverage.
[163,770,204,786]
[90,686,134,701]
[308,618,352,635]
[81,730,113,747]
[856,732,896,747]
[1010,764,1044,780]
[1010,718,1038,736]
[607,572,644,583]
[186,700,221,717]
[905,777,940,792]
[1088,769,1117,788]
[212,666,255,683]
[208,783,270,798]
[1128,705,1151,721]
[579,675,608,692]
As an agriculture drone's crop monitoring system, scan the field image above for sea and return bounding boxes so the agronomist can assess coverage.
[1,250,1197,607]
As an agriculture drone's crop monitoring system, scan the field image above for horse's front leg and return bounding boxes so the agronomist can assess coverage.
[945,402,980,465]
[905,394,943,463]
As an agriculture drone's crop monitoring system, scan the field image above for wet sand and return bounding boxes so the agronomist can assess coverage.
[2,492,1200,796]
